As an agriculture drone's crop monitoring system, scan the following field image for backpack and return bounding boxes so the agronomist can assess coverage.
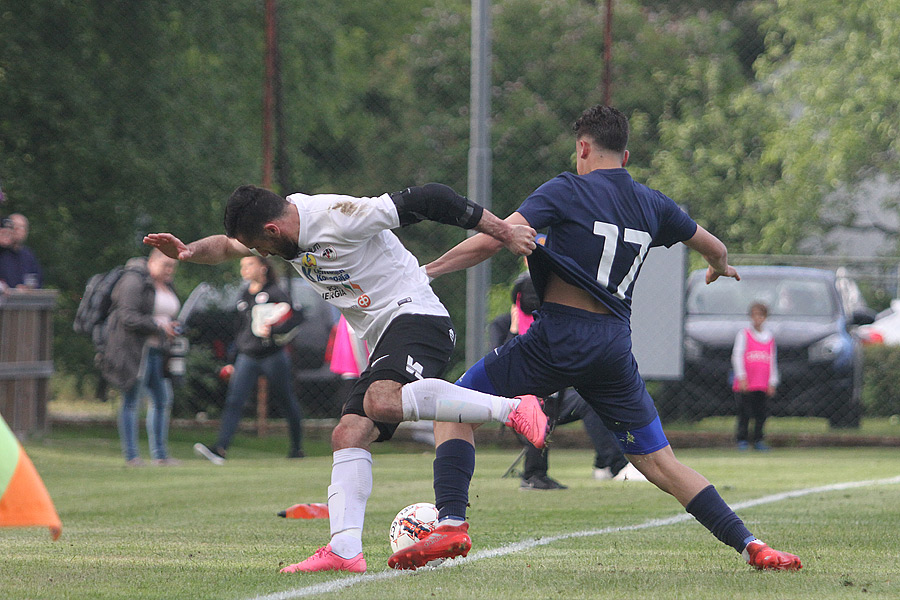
[73,266,124,352]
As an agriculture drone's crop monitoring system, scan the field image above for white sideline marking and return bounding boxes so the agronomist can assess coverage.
[249,475,900,600]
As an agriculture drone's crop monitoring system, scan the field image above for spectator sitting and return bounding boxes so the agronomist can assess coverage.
[0,213,43,288]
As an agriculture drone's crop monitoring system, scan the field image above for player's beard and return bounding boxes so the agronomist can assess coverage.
[273,235,301,260]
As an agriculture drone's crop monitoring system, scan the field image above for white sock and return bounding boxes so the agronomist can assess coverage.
[401,378,517,423]
[328,448,373,558]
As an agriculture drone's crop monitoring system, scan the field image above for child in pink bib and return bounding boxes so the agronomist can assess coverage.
[731,302,778,451]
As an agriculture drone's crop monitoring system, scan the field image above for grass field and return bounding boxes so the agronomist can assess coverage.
[4,425,900,600]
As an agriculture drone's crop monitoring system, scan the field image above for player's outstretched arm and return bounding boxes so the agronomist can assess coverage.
[143,233,251,264]
[473,210,536,256]
[426,212,535,279]
[682,225,740,284]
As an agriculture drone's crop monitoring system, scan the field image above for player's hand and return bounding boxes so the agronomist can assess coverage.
[505,224,537,256]
[144,233,193,261]
[706,265,740,284]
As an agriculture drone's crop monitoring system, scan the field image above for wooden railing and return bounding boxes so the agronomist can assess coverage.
[0,289,57,439]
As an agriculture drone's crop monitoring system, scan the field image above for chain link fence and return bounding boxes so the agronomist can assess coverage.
[651,256,900,430]
[6,2,899,431]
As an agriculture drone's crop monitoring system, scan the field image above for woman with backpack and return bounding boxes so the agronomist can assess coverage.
[100,249,181,466]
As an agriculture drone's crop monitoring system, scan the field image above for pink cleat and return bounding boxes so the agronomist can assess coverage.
[744,540,802,571]
[506,395,549,449]
[388,522,471,570]
[280,544,367,573]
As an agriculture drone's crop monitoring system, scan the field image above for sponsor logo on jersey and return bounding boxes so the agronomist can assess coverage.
[406,355,424,380]
[449,328,457,345]
[322,287,347,301]
[301,253,317,268]
[357,294,372,308]
[397,297,412,306]
[321,246,337,259]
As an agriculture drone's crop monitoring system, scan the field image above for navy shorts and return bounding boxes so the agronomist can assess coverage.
[457,303,668,454]
[342,313,455,442]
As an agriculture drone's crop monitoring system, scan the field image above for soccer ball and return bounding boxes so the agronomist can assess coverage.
[389,502,444,566]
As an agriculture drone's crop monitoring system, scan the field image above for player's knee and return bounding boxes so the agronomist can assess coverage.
[331,415,375,449]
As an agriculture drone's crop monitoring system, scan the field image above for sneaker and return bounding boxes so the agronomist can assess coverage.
[151,458,183,466]
[520,475,568,490]
[388,522,472,570]
[593,467,614,480]
[612,463,648,482]
[125,457,145,467]
[280,544,367,573]
[506,395,549,449]
[744,540,802,571]
[193,443,226,466]
[754,441,771,452]
[287,449,305,459]
[737,441,749,452]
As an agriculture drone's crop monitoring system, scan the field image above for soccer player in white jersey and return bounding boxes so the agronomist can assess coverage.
[144,182,548,572]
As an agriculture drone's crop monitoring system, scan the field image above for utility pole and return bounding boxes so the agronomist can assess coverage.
[466,0,492,365]
[603,0,613,105]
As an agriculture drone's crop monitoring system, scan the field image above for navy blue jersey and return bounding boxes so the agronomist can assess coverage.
[517,168,697,321]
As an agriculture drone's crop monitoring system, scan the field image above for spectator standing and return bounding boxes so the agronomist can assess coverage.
[0,218,16,291]
[731,301,778,452]
[0,213,43,288]
[193,255,305,464]
[100,249,181,466]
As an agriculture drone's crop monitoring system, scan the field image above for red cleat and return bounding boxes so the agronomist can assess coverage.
[280,544,367,573]
[388,522,472,570]
[506,395,548,449]
[744,540,802,571]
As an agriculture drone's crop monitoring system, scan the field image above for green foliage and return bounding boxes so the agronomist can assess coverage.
[8,0,898,389]
[862,344,900,417]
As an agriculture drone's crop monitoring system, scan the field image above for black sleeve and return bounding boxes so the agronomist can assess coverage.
[390,183,484,229]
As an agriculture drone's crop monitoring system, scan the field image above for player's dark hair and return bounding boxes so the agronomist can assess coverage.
[572,105,629,154]
[224,185,288,241]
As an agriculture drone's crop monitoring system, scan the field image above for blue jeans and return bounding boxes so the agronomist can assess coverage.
[215,349,303,454]
[118,347,173,461]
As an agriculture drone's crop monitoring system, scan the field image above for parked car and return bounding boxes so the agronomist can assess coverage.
[658,266,875,428]
[857,299,900,346]
[176,276,350,418]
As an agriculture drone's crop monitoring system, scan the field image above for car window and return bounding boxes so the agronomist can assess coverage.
[687,276,836,317]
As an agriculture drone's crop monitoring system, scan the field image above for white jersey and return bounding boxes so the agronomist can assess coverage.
[284,192,449,349]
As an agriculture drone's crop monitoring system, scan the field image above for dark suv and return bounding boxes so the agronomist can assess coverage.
[658,266,874,428]
[177,277,348,418]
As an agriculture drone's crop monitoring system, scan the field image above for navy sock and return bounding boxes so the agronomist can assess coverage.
[433,438,475,521]
[685,485,755,553]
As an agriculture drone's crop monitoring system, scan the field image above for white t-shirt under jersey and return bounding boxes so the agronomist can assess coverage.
[284,192,449,349]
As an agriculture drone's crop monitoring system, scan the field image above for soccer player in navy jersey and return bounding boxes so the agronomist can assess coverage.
[390,105,801,571]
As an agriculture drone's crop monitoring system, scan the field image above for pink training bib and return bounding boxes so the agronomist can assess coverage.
[734,328,774,392]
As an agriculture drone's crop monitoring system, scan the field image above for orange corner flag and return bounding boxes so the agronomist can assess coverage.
[0,414,62,540]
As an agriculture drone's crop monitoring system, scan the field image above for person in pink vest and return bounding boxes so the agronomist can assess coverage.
[731,302,779,451]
